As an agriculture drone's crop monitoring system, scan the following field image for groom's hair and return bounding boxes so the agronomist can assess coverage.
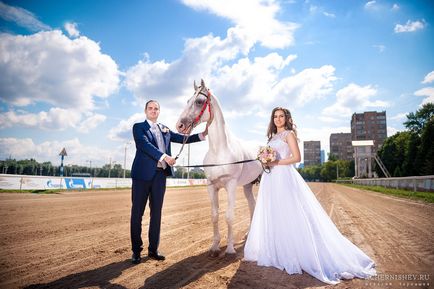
[145,100,160,110]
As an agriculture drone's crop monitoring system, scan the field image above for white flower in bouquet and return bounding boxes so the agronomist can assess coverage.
[257,146,277,164]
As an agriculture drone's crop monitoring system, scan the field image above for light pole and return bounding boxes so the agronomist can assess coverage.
[59,148,67,177]
[123,142,131,178]
[108,158,116,178]
[187,144,190,179]
[109,157,111,178]
[87,160,92,176]
[336,163,339,180]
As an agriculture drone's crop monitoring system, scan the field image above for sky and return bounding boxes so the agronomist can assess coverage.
[0,0,433,171]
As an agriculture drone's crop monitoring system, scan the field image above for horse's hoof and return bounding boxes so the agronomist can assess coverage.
[225,252,237,259]
[209,250,220,258]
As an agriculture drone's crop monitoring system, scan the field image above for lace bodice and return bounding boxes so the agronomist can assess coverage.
[268,130,292,160]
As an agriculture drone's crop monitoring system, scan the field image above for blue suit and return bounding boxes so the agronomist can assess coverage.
[130,120,202,255]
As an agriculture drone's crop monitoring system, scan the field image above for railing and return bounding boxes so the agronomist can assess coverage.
[0,174,207,190]
[337,175,434,192]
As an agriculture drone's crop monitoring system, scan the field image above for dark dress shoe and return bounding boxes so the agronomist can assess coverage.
[131,253,141,264]
[148,251,165,261]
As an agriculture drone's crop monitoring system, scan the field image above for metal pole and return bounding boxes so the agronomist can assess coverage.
[108,157,112,178]
[336,163,339,179]
[123,145,127,178]
[60,155,64,177]
[187,144,190,179]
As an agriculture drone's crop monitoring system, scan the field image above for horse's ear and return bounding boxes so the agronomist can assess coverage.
[194,80,198,91]
[201,78,206,88]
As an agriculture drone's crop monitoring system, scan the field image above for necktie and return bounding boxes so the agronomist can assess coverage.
[151,123,167,169]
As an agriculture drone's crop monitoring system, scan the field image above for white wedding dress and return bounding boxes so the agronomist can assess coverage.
[244,130,376,285]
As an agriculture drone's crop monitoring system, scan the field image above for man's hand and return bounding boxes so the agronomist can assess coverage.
[164,156,176,166]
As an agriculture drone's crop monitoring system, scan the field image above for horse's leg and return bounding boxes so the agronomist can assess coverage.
[242,183,256,240]
[243,183,256,221]
[207,185,220,257]
[225,180,237,255]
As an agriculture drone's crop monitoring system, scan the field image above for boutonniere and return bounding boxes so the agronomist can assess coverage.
[159,125,170,134]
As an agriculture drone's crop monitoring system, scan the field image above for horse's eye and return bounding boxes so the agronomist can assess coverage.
[195,99,204,105]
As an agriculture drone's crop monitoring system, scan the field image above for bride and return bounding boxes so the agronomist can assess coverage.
[244,107,376,285]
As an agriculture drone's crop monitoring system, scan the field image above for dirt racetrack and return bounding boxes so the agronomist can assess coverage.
[0,183,433,289]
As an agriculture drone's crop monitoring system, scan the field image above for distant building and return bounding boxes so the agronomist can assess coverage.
[351,111,387,153]
[330,133,353,161]
[304,141,321,167]
[320,150,325,164]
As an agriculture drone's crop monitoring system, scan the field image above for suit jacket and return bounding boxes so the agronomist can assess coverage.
[131,121,202,181]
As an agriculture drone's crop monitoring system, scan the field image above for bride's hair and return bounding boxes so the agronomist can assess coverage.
[267,107,298,142]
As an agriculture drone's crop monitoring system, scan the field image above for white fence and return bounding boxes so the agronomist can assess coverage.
[339,175,434,192]
[0,174,207,190]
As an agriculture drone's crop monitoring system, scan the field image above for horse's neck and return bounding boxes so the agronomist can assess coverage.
[208,98,230,152]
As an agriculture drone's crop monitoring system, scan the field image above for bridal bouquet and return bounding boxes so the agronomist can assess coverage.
[257,146,277,164]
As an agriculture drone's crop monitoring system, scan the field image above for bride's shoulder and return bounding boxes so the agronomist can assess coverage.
[280,129,295,137]
[282,130,297,141]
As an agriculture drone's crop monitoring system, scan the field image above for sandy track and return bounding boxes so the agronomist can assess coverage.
[0,183,432,289]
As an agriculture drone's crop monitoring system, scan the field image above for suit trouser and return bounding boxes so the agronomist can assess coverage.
[130,170,166,254]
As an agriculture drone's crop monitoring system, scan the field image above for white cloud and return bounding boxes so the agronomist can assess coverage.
[180,0,299,49]
[392,3,399,11]
[364,1,376,9]
[394,20,425,33]
[209,53,297,105]
[387,126,399,136]
[77,113,106,133]
[414,87,434,106]
[390,112,408,121]
[0,30,119,132]
[372,44,386,53]
[0,108,107,132]
[322,83,388,118]
[108,113,144,141]
[0,137,130,168]
[0,108,81,130]
[422,70,434,84]
[125,28,254,104]
[309,5,318,13]
[0,1,51,31]
[0,30,119,110]
[64,22,80,37]
[273,65,337,106]
[298,125,350,162]
[323,12,336,18]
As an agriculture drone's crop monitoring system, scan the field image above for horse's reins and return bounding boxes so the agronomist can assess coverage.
[174,88,213,160]
[175,159,258,168]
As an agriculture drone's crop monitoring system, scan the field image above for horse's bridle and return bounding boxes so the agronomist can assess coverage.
[174,87,213,160]
[193,89,212,125]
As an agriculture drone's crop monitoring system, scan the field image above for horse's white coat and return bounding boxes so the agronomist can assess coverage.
[176,80,263,255]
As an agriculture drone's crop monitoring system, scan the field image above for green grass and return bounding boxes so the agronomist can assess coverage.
[339,183,434,203]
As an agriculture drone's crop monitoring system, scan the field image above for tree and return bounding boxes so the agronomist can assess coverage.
[320,161,337,182]
[418,117,434,175]
[404,103,434,134]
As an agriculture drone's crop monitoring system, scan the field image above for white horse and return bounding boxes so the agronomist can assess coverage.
[176,79,263,256]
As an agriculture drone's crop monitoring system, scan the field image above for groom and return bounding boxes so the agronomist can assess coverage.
[130,100,206,264]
